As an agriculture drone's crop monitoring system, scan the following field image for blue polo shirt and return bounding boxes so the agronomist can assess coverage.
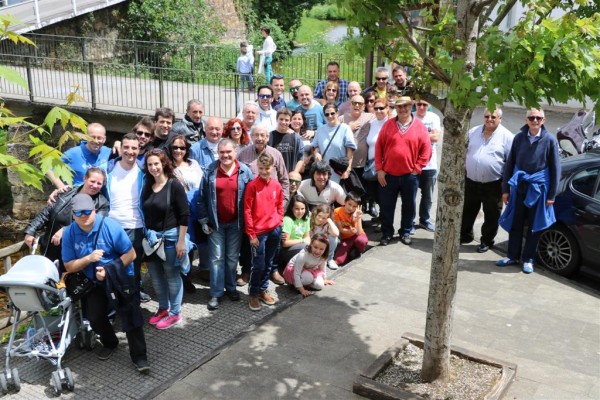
[62,216,134,281]
[62,141,111,186]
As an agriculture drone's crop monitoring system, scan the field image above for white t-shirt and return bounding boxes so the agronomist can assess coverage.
[414,111,442,171]
[109,163,143,229]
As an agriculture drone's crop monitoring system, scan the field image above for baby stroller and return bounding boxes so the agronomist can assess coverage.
[557,109,599,158]
[0,254,95,395]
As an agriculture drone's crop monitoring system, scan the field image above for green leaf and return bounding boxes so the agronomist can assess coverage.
[0,66,28,90]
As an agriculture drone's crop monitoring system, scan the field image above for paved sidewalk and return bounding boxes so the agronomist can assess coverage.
[156,225,600,400]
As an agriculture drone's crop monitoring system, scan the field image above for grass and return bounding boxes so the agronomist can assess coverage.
[294,17,337,46]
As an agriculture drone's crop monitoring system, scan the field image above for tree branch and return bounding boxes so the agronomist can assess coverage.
[478,0,499,32]
[392,18,452,84]
[472,0,497,15]
[491,0,518,28]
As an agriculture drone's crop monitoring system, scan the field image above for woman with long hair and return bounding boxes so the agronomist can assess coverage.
[142,149,190,330]
[222,118,251,149]
[317,81,340,107]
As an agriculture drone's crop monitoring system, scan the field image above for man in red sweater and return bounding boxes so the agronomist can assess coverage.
[244,152,284,311]
[375,96,432,246]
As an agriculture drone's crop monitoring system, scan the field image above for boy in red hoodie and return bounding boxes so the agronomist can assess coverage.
[244,152,284,311]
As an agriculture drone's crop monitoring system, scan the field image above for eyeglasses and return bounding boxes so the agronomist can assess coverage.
[171,145,186,151]
[326,88,337,92]
[90,136,106,142]
[527,116,544,121]
[324,112,337,117]
[258,94,273,99]
[374,106,386,111]
[416,103,429,107]
[231,126,242,131]
[376,77,388,81]
[484,115,498,120]
[272,74,284,80]
[289,85,302,93]
[135,130,152,138]
[289,179,301,185]
[73,209,93,217]
[352,101,364,106]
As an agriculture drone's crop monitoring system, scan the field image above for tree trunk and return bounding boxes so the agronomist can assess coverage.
[421,0,478,383]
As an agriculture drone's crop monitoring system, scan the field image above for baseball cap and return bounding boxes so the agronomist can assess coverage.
[71,193,95,212]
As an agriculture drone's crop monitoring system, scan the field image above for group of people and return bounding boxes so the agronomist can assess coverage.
[22,61,561,373]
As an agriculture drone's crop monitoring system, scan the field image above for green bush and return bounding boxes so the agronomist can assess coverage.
[307,4,346,20]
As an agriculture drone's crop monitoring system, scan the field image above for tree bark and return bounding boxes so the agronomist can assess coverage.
[421,0,478,383]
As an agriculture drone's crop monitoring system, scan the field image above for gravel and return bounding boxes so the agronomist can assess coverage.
[375,343,502,400]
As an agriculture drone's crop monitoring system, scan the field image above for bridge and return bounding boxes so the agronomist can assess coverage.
[0,0,127,34]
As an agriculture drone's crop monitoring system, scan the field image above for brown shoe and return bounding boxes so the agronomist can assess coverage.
[248,295,261,311]
[259,290,276,305]
[270,271,285,285]
[236,273,249,287]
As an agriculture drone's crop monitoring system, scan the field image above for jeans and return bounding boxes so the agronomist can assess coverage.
[506,190,542,262]
[264,56,273,84]
[146,241,183,316]
[249,226,281,296]
[460,178,503,245]
[378,173,419,238]
[417,169,437,225]
[240,73,254,90]
[208,222,242,298]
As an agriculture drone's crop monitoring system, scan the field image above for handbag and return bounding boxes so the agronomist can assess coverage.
[363,159,377,181]
[142,179,172,261]
[65,216,105,301]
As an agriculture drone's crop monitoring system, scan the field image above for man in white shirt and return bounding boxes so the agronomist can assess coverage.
[412,99,441,232]
[106,132,149,301]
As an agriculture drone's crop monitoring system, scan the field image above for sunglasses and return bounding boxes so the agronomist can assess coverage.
[416,103,429,107]
[258,94,273,99]
[352,101,364,106]
[135,130,152,138]
[231,126,242,131]
[73,209,93,217]
[272,74,284,79]
[376,77,388,81]
[484,115,498,120]
[324,112,337,117]
[171,145,187,151]
[326,88,337,92]
[289,179,301,185]
[527,116,544,121]
[367,99,375,103]
[374,106,386,111]
[289,85,302,93]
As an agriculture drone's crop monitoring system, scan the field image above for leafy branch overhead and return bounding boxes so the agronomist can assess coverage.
[337,0,599,113]
[0,16,89,190]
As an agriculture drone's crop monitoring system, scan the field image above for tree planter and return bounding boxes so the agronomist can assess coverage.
[353,332,517,400]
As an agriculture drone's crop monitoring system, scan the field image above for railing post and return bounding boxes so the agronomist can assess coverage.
[365,50,374,88]
[158,68,164,107]
[134,42,139,76]
[81,37,86,62]
[317,52,323,81]
[190,45,195,82]
[89,62,96,109]
[26,56,34,102]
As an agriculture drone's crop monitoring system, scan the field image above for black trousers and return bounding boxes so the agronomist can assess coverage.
[460,178,503,246]
[86,285,147,363]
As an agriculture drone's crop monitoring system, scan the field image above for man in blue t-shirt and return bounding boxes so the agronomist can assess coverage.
[47,122,112,190]
[62,193,149,373]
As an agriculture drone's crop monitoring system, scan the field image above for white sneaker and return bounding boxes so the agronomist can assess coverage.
[328,260,339,270]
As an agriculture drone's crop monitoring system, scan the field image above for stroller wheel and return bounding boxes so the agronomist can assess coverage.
[51,370,62,396]
[0,373,8,394]
[11,368,20,392]
[64,368,74,391]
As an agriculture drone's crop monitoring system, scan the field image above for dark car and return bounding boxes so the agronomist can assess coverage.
[537,149,600,276]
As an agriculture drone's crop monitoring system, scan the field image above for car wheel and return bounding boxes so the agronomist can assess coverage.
[537,225,581,277]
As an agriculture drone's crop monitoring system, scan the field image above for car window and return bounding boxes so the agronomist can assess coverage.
[571,167,599,198]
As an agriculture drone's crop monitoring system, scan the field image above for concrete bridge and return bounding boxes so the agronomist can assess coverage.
[0,0,127,33]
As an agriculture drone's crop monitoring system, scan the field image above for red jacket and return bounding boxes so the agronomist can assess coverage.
[375,117,432,176]
[244,176,284,239]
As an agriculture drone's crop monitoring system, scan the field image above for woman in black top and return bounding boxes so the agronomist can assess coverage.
[142,149,190,330]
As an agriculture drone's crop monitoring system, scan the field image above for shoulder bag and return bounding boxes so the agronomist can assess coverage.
[142,179,172,260]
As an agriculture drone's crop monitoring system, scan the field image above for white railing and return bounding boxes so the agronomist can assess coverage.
[0,0,127,33]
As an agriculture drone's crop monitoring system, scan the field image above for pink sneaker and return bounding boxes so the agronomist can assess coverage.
[149,309,169,325]
[156,313,182,330]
